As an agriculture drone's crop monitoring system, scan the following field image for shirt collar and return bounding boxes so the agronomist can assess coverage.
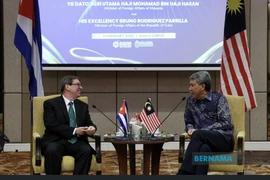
[193,90,212,103]
[205,90,212,101]
[62,95,73,106]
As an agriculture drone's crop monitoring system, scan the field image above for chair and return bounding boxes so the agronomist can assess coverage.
[31,94,102,175]
[178,95,245,175]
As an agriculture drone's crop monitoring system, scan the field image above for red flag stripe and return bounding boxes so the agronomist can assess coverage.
[240,31,250,68]
[239,32,257,109]
[232,34,252,109]
[227,36,243,96]
[140,110,152,131]
[220,46,231,95]
[140,110,154,132]
[141,112,157,132]
[18,0,35,24]
[231,32,256,110]
[220,31,257,111]
[222,39,241,96]
[140,109,161,133]
[223,37,248,108]
[220,50,231,95]
[149,113,161,128]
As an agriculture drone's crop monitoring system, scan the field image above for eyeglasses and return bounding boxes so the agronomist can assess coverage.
[71,83,82,87]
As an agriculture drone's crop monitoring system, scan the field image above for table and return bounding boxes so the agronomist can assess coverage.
[104,135,174,175]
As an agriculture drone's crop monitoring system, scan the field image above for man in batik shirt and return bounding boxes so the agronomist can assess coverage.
[176,71,234,175]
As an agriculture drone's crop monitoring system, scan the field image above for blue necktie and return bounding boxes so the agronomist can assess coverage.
[68,102,77,144]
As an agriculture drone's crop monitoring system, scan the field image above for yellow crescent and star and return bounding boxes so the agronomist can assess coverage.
[145,102,152,111]
[226,0,244,15]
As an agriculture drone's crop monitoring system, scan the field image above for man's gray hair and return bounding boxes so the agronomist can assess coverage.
[189,71,211,91]
[60,75,79,93]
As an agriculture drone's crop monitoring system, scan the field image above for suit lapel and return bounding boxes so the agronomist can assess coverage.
[74,99,81,126]
[58,96,69,123]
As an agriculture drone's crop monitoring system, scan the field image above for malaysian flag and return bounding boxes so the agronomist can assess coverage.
[14,0,44,98]
[219,0,257,111]
[140,98,161,133]
[116,99,129,135]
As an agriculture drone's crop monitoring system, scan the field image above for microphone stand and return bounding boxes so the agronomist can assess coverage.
[92,105,131,141]
[147,97,186,141]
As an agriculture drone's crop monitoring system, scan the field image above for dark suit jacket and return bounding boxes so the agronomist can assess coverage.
[41,96,97,151]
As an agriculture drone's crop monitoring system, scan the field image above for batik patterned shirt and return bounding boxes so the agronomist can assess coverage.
[184,90,234,142]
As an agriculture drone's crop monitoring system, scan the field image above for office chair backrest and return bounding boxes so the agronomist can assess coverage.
[225,95,245,151]
[32,95,88,137]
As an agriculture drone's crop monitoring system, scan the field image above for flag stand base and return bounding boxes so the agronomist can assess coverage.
[113,136,132,141]
[148,136,165,141]
[140,135,165,141]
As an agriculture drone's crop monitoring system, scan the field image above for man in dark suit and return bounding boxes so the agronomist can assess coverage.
[41,75,97,175]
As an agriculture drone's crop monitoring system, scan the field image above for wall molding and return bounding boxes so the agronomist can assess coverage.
[3,142,270,152]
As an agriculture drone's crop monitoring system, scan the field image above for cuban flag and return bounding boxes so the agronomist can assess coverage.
[116,99,129,135]
[14,0,44,98]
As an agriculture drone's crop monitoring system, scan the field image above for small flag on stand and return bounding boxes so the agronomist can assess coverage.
[140,98,161,133]
[116,98,129,135]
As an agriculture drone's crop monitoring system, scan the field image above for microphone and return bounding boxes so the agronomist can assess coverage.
[92,105,131,141]
[149,96,186,141]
